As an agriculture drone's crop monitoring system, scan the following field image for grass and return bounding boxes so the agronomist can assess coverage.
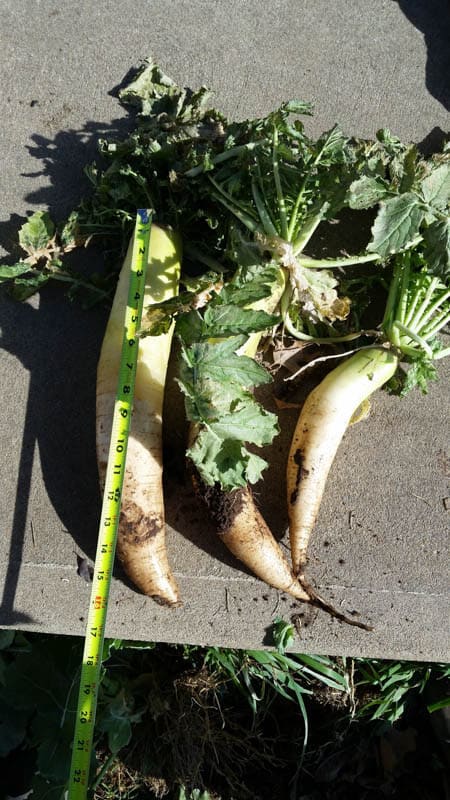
[0,630,448,799]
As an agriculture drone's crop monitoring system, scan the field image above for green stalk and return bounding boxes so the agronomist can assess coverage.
[434,345,450,359]
[403,279,425,327]
[49,271,111,299]
[283,311,374,344]
[392,320,434,358]
[208,176,261,233]
[422,309,450,339]
[297,252,381,269]
[396,254,411,325]
[407,277,440,331]
[184,140,269,178]
[414,289,450,331]
[292,208,328,254]
[272,126,289,240]
[251,178,279,237]
[381,258,403,345]
[287,173,309,242]
[287,133,331,241]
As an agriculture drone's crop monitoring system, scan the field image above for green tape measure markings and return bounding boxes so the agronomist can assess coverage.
[68,210,152,799]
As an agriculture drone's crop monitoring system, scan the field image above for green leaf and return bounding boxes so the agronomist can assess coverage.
[188,431,269,489]
[423,218,450,278]
[34,717,74,782]
[9,271,50,301]
[18,211,55,255]
[368,193,425,256]
[208,400,278,446]
[283,99,314,116]
[0,262,31,282]
[186,338,271,390]
[175,309,205,345]
[31,775,68,800]
[203,303,279,338]
[271,618,296,654]
[348,176,389,210]
[420,163,450,210]
[97,688,145,753]
[0,700,29,756]
[0,630,16,649]
[399,355,438,396]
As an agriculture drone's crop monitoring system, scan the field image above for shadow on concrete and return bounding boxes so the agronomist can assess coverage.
[396,0,450,110]
[0,286,107,623]
[0,111,134,622]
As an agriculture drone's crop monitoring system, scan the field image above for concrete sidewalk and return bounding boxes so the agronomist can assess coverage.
[1,0,449,660]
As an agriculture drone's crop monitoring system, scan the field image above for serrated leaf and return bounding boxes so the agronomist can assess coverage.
[191,339,272,389]
[348,176,389,210]
[175,309,205,345]
[209,400,278,446]
[203,303,279,337]
[188,431,269,489]
[188,433,247,488]
[18,211,54,255]
[420,163,450,210]
[367,193,425,256]
[423,218,450,278]
[400,356,438,396]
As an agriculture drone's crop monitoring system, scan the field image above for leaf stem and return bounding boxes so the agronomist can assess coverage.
[293,207,328,254]
[49,271,111,299]
[251,178,278,237]
[298,252,381,269]
[184,140,268,178]
[422,309,450,339]
[272,126,289,240]
[392,320,434,358]
[382,258,402,342]
[415,289,450,332]
[208,176,260,232]
[283,311,376,343]
[396,253,411,325]
[407,277,440,331]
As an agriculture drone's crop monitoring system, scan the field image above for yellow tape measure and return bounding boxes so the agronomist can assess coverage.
[67,210,152,799]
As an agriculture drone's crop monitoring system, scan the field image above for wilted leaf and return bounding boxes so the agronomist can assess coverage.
[348,176,389,210]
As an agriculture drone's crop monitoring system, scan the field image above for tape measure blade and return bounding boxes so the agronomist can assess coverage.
[67,210,152,799]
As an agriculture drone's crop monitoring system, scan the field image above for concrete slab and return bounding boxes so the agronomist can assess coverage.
[1,0,449,660]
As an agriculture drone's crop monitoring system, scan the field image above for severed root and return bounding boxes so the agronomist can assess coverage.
[296,573,373,631]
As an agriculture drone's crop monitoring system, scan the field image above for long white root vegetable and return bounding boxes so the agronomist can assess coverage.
[96,224,181,605]
[287,346,398,576]
[191,471,311,601]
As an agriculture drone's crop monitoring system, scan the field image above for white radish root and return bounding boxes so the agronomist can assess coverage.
[191,471,310,601]
[97,225,181,605]
[287,346,398,576]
